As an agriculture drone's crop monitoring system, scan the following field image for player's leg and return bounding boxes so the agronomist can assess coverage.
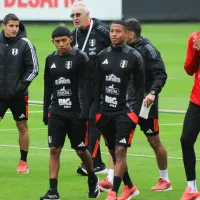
[180,102,200,200]
[96,115,119,200]
[69,118,100,198]
[40,113,66,200]
[88,118,106,171]
[10,96,29,173]
[97,115,116,193]
[77,118,107,175]
[139,117,171,191]
[115,113,139,200]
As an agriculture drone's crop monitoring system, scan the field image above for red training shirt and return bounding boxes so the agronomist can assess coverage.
[184,31,200,106]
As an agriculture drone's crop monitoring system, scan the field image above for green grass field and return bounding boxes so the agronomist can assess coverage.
[0,23,200,200]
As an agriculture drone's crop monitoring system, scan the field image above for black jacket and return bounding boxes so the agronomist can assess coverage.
[43,48,94,124]
[93,44,145,118]
[129,36,167,117]
[0,23,39,100]
[71,18,111,61]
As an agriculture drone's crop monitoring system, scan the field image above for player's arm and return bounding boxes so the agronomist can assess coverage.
[146,44,167,95]
[43,57,53,125]
[79,53,94,120]
[90,56,102,117]
[21,40,39,88]
[132,50,145,122]
[184,33,199,76]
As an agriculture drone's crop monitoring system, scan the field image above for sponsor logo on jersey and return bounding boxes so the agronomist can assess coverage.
[105,74,121,83]
[105,84,120,95]
[58,98,72,108]
[55,77,71,85]
[57,87,72,97]
[105,95,118,107]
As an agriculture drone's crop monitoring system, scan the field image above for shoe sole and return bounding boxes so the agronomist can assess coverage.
[95,168,108,174]
[98,185,112,193]
[16,169,29,174]
[82,168,108,175]
[151,186,173,192]
[95,177,101,198]
[127,189,140,200]
[95,189,100,198]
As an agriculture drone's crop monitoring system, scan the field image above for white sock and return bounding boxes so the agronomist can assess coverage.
[107,169,114,184]
[188,180,198,192]
[159,169,169,182]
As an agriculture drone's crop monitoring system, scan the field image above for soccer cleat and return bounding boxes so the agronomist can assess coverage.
[180,187,200,200]
[151,178,172,191]
[77,165,88,176]
[88,176,100,198]
[40,189,60,200]
[99,177,113,192]
[77,163,107,176]
[16,160,29,174]
[106,191,118,200]
[94,164,108,174]
[118,185,140,200]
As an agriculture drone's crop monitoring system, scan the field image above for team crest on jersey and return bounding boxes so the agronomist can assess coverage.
[120,60,128,68]
[65,61,72,69]
[12,48,18,56]
[89,39,96,47]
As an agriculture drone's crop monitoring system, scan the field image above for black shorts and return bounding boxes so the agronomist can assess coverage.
[96,113,137,150]
[138,117,159,136]
[0,95,28,121]
[48,113,88,150]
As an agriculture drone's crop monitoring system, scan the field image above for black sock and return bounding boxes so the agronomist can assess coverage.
[112,176,122,193]
[123,170,133,188]
[88,172,97,182]
[50,178,58,191]
[20,149,28,162]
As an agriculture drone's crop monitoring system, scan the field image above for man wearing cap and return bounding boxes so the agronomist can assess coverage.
[40,26,100,200]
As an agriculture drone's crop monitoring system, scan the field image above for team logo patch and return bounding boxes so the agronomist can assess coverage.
[89,39,96,47]
[12,48,18,56]
[65,61,72,69]
[120,60,128,68]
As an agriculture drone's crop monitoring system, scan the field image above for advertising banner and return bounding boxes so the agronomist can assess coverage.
[0,0,122,21]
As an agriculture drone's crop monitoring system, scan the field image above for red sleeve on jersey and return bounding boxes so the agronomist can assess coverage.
[184,32,200,76]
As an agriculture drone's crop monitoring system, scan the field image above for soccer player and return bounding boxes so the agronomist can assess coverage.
[40,26,100,200]
[99,18,171,195]
[0,13,39,173]
[180,31,200,200]
[70,0,111,175]
[93,20,145,200]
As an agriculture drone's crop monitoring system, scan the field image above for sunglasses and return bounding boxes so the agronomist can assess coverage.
[70,13,84,18]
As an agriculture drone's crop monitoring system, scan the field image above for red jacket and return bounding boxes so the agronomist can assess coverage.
[184,31,200,106]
